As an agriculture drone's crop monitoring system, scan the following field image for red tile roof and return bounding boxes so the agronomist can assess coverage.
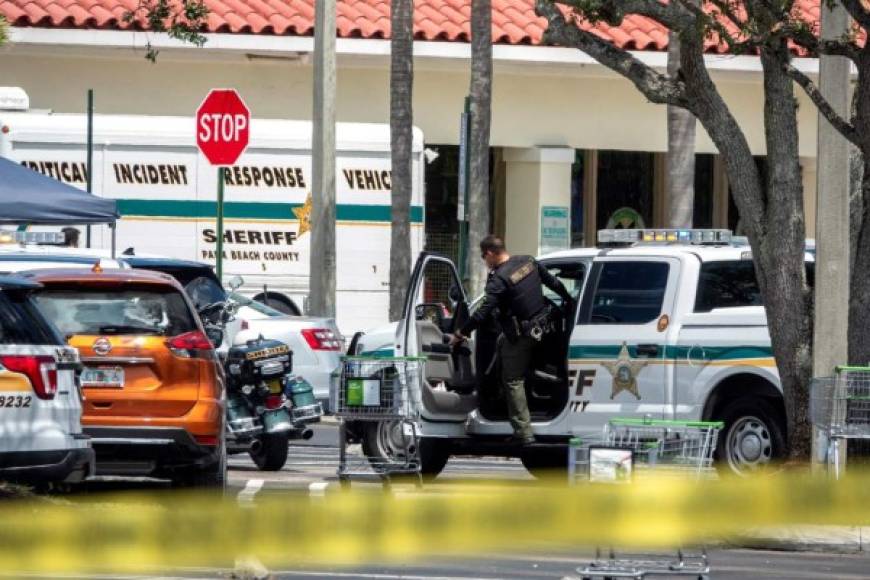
[0,0,824,53]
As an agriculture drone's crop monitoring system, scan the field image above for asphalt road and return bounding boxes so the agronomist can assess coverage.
[25,423,870,579]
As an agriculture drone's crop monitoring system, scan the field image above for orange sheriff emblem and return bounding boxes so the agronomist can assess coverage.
[293,194,313,237]
[602,342,648,400]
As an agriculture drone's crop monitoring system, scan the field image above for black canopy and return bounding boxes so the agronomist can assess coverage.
[0,156,118,225]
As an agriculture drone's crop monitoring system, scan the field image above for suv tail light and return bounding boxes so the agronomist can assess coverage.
[301,328,342,351]
[167,330,214,359]
[0,355,58,400]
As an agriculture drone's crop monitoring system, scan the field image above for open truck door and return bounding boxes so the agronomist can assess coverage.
[395,252,477,422]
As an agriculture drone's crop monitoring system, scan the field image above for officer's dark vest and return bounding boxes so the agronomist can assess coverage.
[493,256,547,322]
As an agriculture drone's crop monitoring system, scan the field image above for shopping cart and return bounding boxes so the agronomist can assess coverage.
[569,418,723,579]
[333,356,425,487]
[810,366,870,478]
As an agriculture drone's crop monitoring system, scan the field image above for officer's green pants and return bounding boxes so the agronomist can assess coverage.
[499,335,534,439]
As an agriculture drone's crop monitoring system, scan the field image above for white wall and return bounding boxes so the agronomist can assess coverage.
[0,48,820,158]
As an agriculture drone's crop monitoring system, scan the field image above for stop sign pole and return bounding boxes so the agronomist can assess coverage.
[196,89,251,281]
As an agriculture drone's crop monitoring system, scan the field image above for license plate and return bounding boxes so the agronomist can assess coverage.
[81,366,125,388]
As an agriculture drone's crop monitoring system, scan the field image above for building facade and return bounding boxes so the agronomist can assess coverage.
[0,1,828,260]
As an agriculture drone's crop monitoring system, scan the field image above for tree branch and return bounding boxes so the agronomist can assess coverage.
[841,0,870,29]
[556,0,694,32]
[538,0,690,108]
[783,20,861,62]
[783,62,861,145]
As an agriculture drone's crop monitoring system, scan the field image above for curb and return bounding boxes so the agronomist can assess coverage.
[732,526,869,553]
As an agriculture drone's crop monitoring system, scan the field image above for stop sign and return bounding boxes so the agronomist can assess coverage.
[196,89,250,166]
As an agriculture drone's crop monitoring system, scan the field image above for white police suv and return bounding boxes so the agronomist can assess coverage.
[351,229,803,476]
[0,275,93,484]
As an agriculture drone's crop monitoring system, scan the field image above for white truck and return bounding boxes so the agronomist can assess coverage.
[350,229,807,476]
[0,105,425,335]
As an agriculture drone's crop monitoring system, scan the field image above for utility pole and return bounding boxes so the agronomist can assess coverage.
[310,0,337,318]
[812,1,850,469]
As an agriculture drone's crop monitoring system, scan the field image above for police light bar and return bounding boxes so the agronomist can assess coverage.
[0,230,66,245]
[597,229,732,245]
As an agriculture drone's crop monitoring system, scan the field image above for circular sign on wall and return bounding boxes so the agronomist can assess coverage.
[607,207,646,229]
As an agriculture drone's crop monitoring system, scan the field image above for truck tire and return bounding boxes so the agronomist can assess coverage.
[250,432,290,471]
[717,397,786,475]
[361,421,449,479]
[520,447,567,479]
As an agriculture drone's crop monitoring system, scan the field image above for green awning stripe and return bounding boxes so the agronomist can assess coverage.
[116,200,424,223]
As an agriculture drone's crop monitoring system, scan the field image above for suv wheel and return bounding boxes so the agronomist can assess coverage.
[717,397,786,475]
[172,436,227,489]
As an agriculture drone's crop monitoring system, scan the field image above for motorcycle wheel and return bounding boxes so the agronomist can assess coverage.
[249,432,290,471]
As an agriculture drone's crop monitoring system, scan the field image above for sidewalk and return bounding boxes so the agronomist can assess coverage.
[734,526,870,553]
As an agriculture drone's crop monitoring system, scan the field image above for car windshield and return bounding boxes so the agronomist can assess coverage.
[35,285,197,337]
[228,292,285,318]
[184,275,227,311]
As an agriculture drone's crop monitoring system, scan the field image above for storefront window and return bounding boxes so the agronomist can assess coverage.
[694,154,715,228]
[571,151,585,247]
[596,151,655,231]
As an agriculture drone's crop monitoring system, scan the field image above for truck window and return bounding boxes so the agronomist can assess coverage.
[695,261,761,312]
[695,260,815,312]
[543,262,586,306]
[587,262,669,325]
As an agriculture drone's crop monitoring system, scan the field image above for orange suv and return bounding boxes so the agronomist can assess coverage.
[24,268,225,486]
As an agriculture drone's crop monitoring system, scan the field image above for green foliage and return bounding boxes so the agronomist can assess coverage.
[562,0,626,26]
[0,15,8,47]
[123,0,209,62]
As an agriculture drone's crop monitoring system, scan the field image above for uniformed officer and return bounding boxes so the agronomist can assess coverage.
[451,235,572,445]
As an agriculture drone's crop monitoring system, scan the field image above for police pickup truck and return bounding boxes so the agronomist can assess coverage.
[350,229,804,476]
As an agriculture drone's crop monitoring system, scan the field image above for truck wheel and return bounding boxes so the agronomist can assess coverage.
[250,432,290,471]
[520,448,567,479]
[717,397,786,475]
[361,421,449,478]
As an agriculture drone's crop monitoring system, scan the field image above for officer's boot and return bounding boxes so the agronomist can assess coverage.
[504,378,535,445]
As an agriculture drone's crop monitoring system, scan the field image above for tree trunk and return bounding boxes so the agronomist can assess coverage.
[665,30,695,228]
[680,36,813,458]
[466,0,493,296]
[848,50,870,366]
[754,46,813,458]
[536,0,814,457]
[389,0,414,322]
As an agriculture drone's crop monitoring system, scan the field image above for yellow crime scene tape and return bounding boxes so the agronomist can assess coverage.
[1,472,870,574]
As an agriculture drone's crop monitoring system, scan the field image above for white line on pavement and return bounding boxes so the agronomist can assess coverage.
[236,478,264,506]
[308,481,330,497]
[270,570,499,580]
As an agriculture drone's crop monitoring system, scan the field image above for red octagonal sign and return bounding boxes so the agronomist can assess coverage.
[196,89,250,166]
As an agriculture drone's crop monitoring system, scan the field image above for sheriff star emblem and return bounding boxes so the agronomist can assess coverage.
[602,342,648,400]
[292,193,313,237]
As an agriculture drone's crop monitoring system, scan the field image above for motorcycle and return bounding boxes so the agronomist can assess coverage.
[199,287,323,471]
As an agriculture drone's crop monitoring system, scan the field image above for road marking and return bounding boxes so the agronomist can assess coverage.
[236,478,264,506]
[308,481,330,497]
[270,571,492,580]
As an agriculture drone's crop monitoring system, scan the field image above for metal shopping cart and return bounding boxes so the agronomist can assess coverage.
[568,418,723,579]
[333,356,425,487]
[810,366,870,479]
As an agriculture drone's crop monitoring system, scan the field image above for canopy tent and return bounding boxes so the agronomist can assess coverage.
[0,156,118,224]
